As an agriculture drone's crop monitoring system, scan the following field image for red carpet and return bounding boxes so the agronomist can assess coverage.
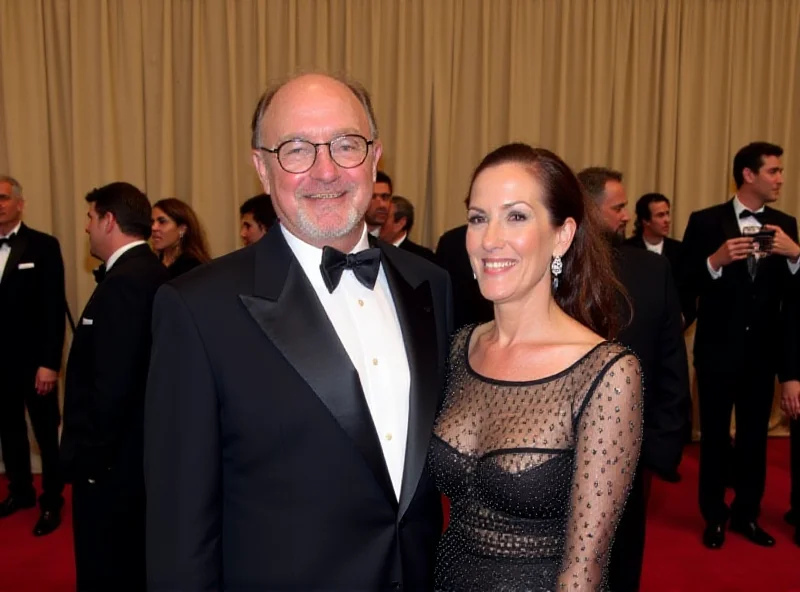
[1,441,799,591]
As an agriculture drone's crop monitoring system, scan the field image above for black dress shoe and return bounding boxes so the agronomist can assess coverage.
[729,520,776,547]
[703,523,726,549]
[785,509,797,527]
[32,508,61,536]
[0,495,36,518]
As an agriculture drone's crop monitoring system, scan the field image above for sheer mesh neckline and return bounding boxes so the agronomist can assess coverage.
[463,323,609,387]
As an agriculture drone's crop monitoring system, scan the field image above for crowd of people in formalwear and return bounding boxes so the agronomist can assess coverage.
[0,72,798,591]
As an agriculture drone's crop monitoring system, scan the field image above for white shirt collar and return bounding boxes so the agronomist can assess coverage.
[105,240,147,272]
[733,195,765,216]
[280,223,371,278]
[0,221,22,240]
[392,233,407,248]
[368,226,381,237]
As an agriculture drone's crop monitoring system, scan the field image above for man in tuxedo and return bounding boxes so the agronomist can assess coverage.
[379,195,437,262]
[0,175,66,536]
[579,167,690,591]
[681,141,800,550]
[435,224,494,329]
[145,74,453,591]
[625,193,684,284]
[367,170,393,236]
[239,192,277,246]
[60,182,168,590]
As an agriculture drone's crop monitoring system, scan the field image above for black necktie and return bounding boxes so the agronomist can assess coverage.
[739,209,766,224]
[0,234,15,248]
[320,246,381,293]
[93,264,106,284]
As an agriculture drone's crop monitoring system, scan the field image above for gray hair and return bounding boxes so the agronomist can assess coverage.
[391,195,416,234]
[0,175,23,198]
[250,73,380,149]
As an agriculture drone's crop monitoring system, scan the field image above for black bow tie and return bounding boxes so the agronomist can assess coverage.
[739,209,766,223]
[320,246,381,293]
[0,234,16,248]
[93,264,106,284]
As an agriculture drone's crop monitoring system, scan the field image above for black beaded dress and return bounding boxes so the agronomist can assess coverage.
[429,325,643,592]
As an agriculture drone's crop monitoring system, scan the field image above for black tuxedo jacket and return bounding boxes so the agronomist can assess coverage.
[144,228,454,591]
[615,246,690,478]
[624,235,683,283]
[680,200,798,379]
[60,244,168,483]
[435,224,493,329]
[0,223,66,380]
[398,237,437,263]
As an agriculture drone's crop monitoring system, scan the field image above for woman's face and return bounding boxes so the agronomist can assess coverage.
[466,162,571,305]
[151,207,184,252]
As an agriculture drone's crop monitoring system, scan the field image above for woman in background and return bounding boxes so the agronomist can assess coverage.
[429,143,642,591]
[151,198,211,278]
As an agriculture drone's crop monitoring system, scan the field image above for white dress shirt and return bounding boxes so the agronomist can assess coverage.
[643,238,664,256]
[706,196,800,278]
[281,224,411,499]
[105,240,147,272]
[0,221,22,282]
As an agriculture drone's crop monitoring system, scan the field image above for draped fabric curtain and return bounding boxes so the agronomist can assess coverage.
[1,0,798,437]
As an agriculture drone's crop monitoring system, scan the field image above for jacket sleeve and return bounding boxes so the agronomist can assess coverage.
[678,212,707,328]
[145,284,222,590]
[37,236,67,371]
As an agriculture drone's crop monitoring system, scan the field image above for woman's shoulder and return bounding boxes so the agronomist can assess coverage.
[585,341,640,372]
[449,321,494,354]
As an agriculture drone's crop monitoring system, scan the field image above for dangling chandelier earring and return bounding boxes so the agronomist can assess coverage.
[551,255,563,290]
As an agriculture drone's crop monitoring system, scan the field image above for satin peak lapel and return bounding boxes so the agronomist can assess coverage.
[380,247,440,519]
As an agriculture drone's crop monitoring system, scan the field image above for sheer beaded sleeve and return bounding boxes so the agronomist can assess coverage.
[557,353,643,591]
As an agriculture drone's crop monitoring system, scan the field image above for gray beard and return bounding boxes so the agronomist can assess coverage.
[296,203,362,241]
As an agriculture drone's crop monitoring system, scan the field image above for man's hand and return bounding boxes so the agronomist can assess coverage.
[781,380,800,420]
[708,237,755,270]
[34,367,59,395]
[763,225,800,261]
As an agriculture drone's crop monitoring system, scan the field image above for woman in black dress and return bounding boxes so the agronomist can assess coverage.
[429,144,643,591]
[151,198,211,278]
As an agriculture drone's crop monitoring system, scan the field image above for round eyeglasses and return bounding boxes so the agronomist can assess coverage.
[257,134,374,174]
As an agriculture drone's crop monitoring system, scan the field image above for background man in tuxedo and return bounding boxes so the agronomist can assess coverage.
[239,192,277,246]
[435,220,494,329]
[681,142,800,550]
[0,175,66,536]
[625,193,684,284]
[579,167,690,592]
[366,170,392,235]
[145,74,453,591]
[379,195,436,262]
[60,182,168,590]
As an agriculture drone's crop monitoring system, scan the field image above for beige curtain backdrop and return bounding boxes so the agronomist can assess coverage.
[0,0,798,438]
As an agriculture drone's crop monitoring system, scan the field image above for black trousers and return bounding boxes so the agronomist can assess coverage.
[72,468,145,591]
[696,363,775,523]
[790,418,800,513]
[0,375,64,509]
[607,469,648,592]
